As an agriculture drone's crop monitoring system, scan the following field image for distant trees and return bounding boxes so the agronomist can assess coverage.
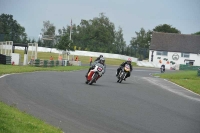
[56,13,117,53]
[153,24,181,33]
[40,21,56,47]
[0,13,28,43]
[192,31,200,35]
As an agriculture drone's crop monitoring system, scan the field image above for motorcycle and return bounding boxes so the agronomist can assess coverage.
[160,66,165,73]
[85,63,104,85]
[117,64,130,83]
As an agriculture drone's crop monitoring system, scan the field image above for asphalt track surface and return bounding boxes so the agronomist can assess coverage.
[0,66,200,133]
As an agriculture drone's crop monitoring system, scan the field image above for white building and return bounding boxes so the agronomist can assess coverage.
[149,32,200,69]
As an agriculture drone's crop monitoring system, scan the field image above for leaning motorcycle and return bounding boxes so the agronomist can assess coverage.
[85,63,104,85]
[117,64,130,83]
[160,67,165,73]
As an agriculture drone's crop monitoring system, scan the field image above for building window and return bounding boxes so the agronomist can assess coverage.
[156,51,168,56]
[181,53,190,58]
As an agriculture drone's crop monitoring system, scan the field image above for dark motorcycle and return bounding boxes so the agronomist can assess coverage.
[160,66,165,73]
[117,64,130,83]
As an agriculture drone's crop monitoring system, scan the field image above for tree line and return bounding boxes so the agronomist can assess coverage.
[0,13,199,60]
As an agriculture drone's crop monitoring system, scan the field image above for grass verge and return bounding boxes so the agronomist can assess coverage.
[0,65,88,76]
[0,101,62,133]
[155,70,200,95]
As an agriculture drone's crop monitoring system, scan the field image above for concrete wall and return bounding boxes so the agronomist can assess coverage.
[11,53,20,65]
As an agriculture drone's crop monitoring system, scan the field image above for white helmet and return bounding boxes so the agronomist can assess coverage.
[99,57,105,64]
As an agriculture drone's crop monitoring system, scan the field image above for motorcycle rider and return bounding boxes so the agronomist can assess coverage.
[94,55,103,62]
[85,57,106,77]
[161,64,165,72]
[116,58,133,80]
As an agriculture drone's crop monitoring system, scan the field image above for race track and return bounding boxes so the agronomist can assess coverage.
[0,66,200,133]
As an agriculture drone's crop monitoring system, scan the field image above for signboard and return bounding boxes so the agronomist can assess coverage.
[172,53,179,61]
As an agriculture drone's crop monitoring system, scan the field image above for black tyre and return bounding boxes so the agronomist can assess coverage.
[85,80,89,84]
[118,72,125,83]
[89,73,98,85]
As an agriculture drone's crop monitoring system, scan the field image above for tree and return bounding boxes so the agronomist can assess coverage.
[130,28,151,48]
[0,13,28,42]
[41,20,56,47]
[114,26,126,54]
[67,13,116,52]
[37,39,43,47]
[192,31,200,35]
[153,24,181,33]
[31,38,36,43]
[130,28,151,59]
[56,33,73,51]
[27,38,31,43]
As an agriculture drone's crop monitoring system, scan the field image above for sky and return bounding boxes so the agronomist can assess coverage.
[0,0,200,44]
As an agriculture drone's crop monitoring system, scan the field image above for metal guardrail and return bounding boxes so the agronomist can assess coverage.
[0,54,11,64]
[30,59,70,67]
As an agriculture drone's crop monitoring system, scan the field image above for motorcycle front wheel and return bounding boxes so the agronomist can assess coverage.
[118,72,126,83]
[89,73,98,85]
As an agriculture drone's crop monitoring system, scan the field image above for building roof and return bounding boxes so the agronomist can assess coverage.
[149,32,200,54]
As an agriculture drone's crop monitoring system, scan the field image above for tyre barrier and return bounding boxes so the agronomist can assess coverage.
[30,59,69,67]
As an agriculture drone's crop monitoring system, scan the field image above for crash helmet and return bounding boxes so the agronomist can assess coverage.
[127,58,132,64]
[99,57,105,64]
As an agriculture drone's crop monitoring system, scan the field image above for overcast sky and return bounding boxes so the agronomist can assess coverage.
[0,0,200,44]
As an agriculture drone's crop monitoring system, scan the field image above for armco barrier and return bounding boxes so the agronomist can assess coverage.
[198,68,200,76]
[50,60,54,67]
[0,54,11,65]
[43,60,48,67]
[179,64,200,70]
[34,59,40,67]
[31,59,66,67]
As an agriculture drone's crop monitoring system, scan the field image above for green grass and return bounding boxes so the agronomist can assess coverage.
[0,65,88,76]
[155,71,200,94]
[0,101,62,133]
[14,50,137,66]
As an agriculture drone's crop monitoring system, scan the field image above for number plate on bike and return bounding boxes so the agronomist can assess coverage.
[97,67,103,72]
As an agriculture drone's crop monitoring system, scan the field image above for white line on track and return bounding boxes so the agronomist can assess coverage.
[163,79,200,96]
[0,74,11,79]
[143,77,200,102]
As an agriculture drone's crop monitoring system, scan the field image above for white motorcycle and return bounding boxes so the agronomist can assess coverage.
[85,63,104,85]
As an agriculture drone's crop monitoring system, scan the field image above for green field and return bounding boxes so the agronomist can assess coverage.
[155,70,200,95]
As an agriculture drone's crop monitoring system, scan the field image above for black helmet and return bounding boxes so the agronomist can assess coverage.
[100,55,103,58]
